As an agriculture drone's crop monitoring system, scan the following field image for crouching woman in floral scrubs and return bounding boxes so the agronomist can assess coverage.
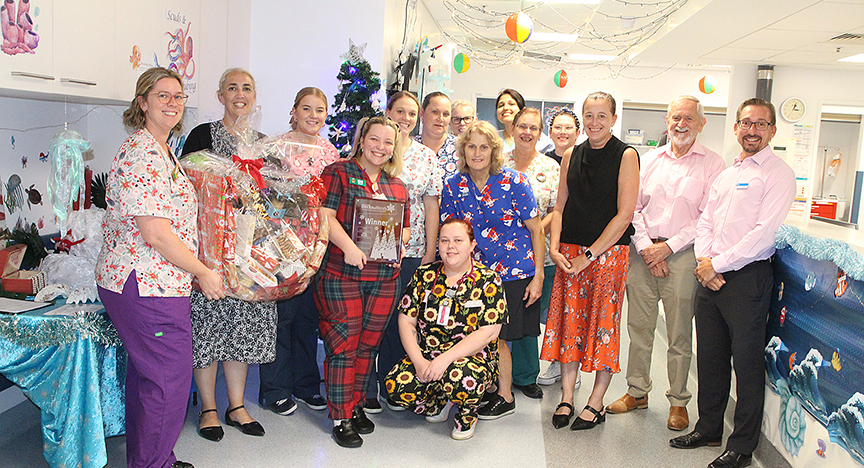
[386,218,506,440]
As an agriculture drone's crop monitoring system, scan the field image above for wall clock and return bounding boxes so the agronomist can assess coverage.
[781,97,806,122]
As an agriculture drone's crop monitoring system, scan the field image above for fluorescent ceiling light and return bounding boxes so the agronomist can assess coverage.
[530,32,579,42]
[568,53,616,61]
[838,53,864,63]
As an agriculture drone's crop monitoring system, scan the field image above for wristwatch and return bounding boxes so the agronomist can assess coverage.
[584,249,595,261]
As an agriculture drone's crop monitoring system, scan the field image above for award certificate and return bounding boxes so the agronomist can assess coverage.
[352,197,404,263]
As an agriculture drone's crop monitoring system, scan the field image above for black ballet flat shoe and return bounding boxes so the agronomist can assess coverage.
[351,406,375,434]
[225,405,265,436]
[570,405,606,431]
[552,402,574,429]
[197,409,224,442]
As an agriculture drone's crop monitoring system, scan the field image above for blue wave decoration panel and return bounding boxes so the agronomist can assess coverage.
[766,230,864,465]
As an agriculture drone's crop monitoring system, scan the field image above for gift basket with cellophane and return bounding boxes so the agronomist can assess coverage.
[180,134,329,301]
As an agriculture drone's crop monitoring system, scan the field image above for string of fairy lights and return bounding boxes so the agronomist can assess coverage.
[439,0,689,77]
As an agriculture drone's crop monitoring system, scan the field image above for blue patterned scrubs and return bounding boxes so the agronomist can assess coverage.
[416,134,459,182]
[440,168,539,282]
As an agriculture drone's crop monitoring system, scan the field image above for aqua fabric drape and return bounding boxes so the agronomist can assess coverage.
[0,308,125,468]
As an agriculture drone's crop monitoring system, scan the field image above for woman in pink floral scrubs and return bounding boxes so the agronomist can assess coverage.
[96,67,225,468]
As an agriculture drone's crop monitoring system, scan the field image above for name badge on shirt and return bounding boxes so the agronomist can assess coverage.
[349,177,367,187]
[438,298,452,326]
[736,182,749,190]
[465,300,483,309]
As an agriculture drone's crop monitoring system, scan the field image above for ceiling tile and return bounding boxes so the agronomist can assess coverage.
[768,2,864,32]
[767,49,847,64]
[728,29,836,50]
[701,47,781,62]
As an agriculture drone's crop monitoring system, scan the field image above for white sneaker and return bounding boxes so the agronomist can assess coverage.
[425,402,452,423]
[451,422,476,440]
[537,361,561,385]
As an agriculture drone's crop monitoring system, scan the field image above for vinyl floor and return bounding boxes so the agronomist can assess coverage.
[0,302,790,468]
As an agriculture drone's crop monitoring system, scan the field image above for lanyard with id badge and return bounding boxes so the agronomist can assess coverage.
[437,289,456,326]
[426,264,479,327]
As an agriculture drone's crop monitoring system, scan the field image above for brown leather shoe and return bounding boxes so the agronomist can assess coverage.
[605,394,648,414]
[667,405,689,431]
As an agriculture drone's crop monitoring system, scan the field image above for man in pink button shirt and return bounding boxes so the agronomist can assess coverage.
[606,96,725,433]
[670,98,796,468]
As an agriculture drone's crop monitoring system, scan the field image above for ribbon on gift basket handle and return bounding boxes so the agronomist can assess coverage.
[301,176,327,204]
[232,155,267,190]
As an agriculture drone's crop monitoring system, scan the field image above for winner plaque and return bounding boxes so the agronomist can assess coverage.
[352,197,404,263]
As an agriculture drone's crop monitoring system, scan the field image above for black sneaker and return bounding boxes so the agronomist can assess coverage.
[267,398,297,416]
[351,406,375,434]
[478,394,516,420]
[363,398,383,414]
[479,390,497,407]
[296,395,328,411]
[385,396,406,411]
[332,420,362,448]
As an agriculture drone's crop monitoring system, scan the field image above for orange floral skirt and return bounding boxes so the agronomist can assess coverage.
[540,244,628,373]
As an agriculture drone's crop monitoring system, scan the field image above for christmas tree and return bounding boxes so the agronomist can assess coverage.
[327,39,383,155]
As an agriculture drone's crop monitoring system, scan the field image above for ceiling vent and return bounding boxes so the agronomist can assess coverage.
[823,33,864,44]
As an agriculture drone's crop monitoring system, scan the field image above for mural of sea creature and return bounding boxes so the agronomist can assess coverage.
[835,269,847,297]
[789,352,796,370]
[778,281,784,300]
[25,184,42,208]
[805,272,816,291]
[129,44,141,69]
[166,23,195,79]
[832,351,842,371]
[5,174,25,213]
[10,136,14,149]
[817,439,826,457]
[21,155,27,168]
[780,307,787,326]
[39,151,48,162]
[37,216,44,229]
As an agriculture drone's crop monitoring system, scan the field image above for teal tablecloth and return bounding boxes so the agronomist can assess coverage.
[0,302,126,468]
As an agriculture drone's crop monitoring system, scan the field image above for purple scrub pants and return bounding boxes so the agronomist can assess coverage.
[98,272,193,468]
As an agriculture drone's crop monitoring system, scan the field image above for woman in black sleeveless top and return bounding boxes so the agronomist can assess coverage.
[540,92,640,431]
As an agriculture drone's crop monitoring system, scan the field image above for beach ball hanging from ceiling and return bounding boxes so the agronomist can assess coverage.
[554,70,568,88]
[454,53,471,73]
[699,75,717,94]
[505,12,534,44]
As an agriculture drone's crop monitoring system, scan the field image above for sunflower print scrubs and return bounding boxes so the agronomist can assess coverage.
[385,260,507,432]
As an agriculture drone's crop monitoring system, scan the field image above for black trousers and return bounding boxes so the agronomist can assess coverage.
[259,286,322,405]
[693,259,773,455]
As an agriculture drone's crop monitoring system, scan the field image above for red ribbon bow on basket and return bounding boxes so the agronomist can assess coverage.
[301,176,327,205]
[232,155,266,190]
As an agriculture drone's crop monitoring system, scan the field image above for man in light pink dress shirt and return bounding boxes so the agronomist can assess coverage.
[606,96,725,433]
[670,98,796,468]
